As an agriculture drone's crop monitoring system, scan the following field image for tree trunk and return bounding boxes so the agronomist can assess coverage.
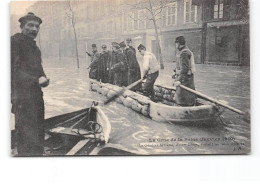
[72,23,80,68]
[148,0,164,69]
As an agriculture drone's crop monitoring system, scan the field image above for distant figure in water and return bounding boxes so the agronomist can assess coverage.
[173,36,196,106]
[138,44,160,100]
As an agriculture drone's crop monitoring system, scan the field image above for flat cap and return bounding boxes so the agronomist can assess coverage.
[19,12,42,24]
[175,36,186,45]
[92,44,97,47]
[137,44,146,51]
[101,44,107,48]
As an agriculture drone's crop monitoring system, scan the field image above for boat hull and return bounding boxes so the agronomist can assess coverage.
[43,105,111,156]
[90,79,220,123]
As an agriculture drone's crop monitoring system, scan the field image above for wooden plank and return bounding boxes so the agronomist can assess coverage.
[66,139,90,156]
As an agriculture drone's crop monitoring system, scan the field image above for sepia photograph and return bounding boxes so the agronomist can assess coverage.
[10,0,250,157]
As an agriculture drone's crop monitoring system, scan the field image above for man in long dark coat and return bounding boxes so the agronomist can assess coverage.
[99,45,109,83]
[11,13,49,156]
[126,38,136,53]
[87,44,100,80]
[173,36,196,106]
[119,41,141,91]
[110,42,128,87]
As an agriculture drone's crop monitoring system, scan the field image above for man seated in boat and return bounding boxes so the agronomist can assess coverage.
[173,36,197,106]
[137,44,160,100]
[86,44,100,80]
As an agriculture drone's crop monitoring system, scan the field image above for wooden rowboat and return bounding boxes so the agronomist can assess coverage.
[90,79,222,123]
[44,103,111,156]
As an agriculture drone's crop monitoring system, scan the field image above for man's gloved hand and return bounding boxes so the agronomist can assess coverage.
[174,81,181,87]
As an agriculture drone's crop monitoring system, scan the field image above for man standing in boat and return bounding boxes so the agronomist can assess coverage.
[138,44,160,100]
[173,36,196,106]
[119,41,141,92]
[11,13,49,156]
[86,44,100,80]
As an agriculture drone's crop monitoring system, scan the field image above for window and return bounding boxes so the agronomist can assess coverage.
[128,12,134,30]
[166,2,177,26]
[214,0,224,19]
[184,0,197,23]
[138,10,146,29]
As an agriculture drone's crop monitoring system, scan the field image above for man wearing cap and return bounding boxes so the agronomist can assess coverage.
[110,42,128,87]
[173,36,196,106]
[119,41,141,91]
[11,13,49,156]
[87,44,100,80]
[126,38,136,53]
[99,45,109,83]
[138,44,160,100]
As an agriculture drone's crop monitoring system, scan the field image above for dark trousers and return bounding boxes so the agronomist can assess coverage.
[143,71,159,99]
[14,97,45,156]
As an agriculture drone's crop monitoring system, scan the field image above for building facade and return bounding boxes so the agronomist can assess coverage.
[23,0,249,65]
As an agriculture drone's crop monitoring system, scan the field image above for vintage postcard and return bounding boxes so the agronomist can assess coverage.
[10,0,250,156]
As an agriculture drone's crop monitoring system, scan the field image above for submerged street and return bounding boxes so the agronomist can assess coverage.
[12,57,250,155]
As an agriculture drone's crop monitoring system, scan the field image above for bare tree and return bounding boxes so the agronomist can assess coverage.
[65,0,80,68]
[123,0,171,69]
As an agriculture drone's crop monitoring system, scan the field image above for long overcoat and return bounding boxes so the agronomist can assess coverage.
[89,51,100,79]
[11,33,47,156]
[174,47,196,106]
[125,47,141,91]
[111,50,128,87]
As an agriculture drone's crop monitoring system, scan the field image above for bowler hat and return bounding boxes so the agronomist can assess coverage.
[126,38,132,43]
[19,12,42,25]
[175,36,186,45]
[119,41,126,48]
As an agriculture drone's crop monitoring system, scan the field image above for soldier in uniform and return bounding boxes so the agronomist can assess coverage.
[11,13,49,156]
[86,44,100,80]
[138,44,160,100]
[126,38,136,53]
[99,45,109,83]
[119,41,141,91]
[110,42,128,87]
[173,36,196,106]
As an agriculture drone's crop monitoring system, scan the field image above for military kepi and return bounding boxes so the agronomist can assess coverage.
[111,42,119,48]
[19,12,42,24]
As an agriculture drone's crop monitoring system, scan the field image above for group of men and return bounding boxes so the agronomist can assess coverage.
[86,39,160,96]
[11,12,196,156]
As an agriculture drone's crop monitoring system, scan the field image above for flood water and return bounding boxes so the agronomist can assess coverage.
[12,57,250,155]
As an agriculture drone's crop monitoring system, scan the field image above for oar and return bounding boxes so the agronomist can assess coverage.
[178,84,250,121]
[104,78,144,105]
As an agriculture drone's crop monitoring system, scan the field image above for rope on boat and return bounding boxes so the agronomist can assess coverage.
[71,121,103,141]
